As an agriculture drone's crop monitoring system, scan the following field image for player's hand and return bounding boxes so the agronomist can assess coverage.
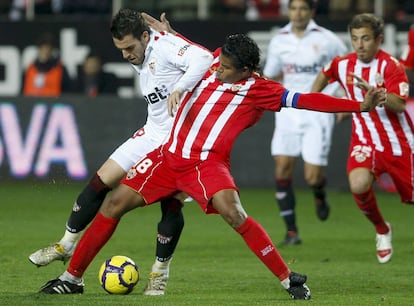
[351,73,371,91]
[168,90,183,117]
[360,87,386,111]
[141,12,177,35]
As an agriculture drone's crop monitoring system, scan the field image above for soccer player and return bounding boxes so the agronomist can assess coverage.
[28,8,213,296]
[311,13,413,264]
[38,21,385,298]
[263,0,347,246]
[399,26,414,96]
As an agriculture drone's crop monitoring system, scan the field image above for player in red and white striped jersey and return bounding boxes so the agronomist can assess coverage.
[31,8,213,296]
[312,13,413,264]
[399,27,414,70]
[39,30,385,299]
[400,27,414,96]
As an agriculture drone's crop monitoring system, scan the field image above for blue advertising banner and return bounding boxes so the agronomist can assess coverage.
[0,96,353,189]
[0,18,409,188]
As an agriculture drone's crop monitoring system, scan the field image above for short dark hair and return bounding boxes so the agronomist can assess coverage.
[85,51,102,62]
[221,34,260,71]
[36,32,55,47]
[288,0,317,10]
[110,8,150,40]
[348,13,384,39]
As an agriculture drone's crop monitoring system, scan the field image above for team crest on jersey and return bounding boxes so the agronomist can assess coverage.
[148,61,156,75]
[375,73,384,86]
[350,145,372,163]
[399,82,409,96]
[231,84,242,91]
[126,168,137,180]
[353,153,367,163]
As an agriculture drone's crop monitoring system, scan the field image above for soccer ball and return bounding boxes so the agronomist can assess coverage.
[98,255,139,294]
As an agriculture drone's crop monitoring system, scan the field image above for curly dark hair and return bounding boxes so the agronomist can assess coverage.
[221,34,260,71]
[110,8,150,40]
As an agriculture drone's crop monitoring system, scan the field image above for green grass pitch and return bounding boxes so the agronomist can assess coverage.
[0,182,413,305]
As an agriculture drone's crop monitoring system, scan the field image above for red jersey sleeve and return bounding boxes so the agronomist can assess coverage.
[400,28,414,69]
[212,47,221,59]
[321,55,341,84]
[384,56,409,98]
[249,76,285,112]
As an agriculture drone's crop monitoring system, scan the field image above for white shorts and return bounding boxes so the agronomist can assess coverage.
[109,126,167,172]
[271,108,335,166]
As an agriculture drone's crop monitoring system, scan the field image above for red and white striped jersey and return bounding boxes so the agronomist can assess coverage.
[322,50,414,156]
[164,49,286,162]
[400,28,414,69]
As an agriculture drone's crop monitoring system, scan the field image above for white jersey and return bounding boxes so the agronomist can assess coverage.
[110,30,213,171]
[264,20,347,165]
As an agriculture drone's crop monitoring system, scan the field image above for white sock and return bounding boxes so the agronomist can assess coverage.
[60,270,83,285]
[59,230,81,252]
[152,258,171,274]
[280,276,290,289]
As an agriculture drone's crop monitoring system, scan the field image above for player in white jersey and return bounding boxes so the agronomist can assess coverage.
[312,13,413,263]
[263,0,347,246]
[29,8,213,295]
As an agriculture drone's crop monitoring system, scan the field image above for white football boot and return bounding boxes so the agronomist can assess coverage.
[143,270,169,296]
[376,222,393,264]
[29,243,74,267]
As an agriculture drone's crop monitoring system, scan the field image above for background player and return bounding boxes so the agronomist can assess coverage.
[38,16,384,298]
[263,0,347,245]
[29,8,213,295]
[400,26,414,96]
[311,13,412,264]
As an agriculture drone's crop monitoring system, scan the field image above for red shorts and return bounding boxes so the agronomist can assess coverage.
[347,139,414,204]
[120,147,238,214]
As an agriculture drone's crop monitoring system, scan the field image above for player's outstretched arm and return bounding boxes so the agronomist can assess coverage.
[286,88,385,113]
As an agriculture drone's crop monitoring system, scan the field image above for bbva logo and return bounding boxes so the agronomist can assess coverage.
[0,103,87,179]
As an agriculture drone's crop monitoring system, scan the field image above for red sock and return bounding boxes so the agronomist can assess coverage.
[352,187,388,234]
[236,217,290,281]
[68,212,119,277]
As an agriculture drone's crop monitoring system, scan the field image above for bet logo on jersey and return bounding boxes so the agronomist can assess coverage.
[143,85,169,104]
